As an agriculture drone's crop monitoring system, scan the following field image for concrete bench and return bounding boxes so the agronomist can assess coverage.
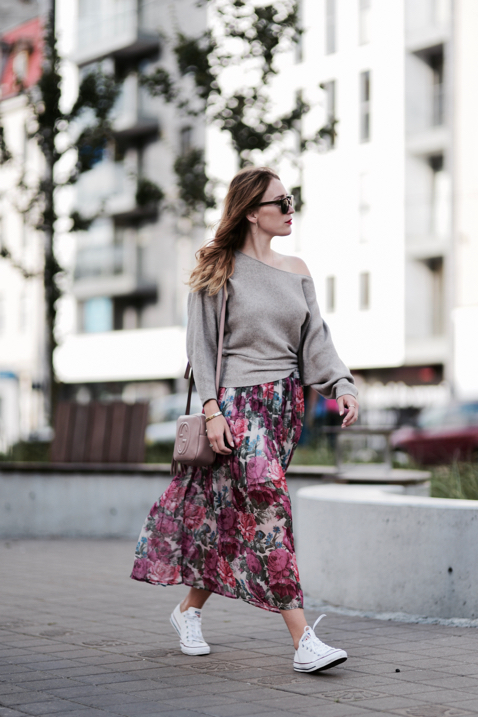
[296,483,478,620]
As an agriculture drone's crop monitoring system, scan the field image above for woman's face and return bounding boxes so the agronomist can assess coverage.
[251,177,294,237]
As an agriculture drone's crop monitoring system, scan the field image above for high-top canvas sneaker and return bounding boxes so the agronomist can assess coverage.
[170,604,210,656]
[293,614,347,672]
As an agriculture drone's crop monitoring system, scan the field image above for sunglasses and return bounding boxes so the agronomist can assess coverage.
[257,195,294,214]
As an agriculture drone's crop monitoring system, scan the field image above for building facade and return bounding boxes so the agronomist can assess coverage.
[54,0,208,404]
[0,11,47,449]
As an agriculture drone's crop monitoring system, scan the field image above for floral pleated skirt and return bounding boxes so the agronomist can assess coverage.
[131,369,305,613]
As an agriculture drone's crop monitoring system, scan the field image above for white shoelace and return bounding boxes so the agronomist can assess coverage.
[302,614,332,655]
[184,611,205,644]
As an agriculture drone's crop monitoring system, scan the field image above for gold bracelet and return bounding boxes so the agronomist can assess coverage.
[205,411,222,423]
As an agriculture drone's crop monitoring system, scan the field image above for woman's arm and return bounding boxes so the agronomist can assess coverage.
[186,290,234,454]
[299,277,359,426]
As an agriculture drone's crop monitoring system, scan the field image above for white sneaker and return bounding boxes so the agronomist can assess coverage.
[293,614,347,672]
[170,604,210,656]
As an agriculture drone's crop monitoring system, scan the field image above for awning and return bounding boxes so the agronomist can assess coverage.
[54,327,187,383]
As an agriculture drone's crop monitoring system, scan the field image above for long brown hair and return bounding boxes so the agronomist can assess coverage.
[189,166,279,295]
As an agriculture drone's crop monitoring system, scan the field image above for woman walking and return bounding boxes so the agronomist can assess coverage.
[131,166,359,673]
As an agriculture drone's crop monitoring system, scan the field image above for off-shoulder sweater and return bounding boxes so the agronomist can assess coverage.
[186,250,358,406]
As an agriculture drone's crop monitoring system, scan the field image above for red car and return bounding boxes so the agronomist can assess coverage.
[390,402,478,465]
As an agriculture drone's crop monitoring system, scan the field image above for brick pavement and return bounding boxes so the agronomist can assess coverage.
[1,539,478,717]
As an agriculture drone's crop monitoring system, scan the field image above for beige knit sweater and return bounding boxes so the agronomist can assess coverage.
[186,250,358,406]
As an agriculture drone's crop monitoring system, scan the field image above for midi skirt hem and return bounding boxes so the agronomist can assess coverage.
[129,573,303,614]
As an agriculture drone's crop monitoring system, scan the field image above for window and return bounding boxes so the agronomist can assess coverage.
[359,173,371,242]
[429,154,450,237]
[295,90,304,153]
[180,126,192,155]
[291,186,303,212]
[430,52,444,126]
[360,70,371,142]
[326,276,336,312]
[19,291,27,332]
[13,50,29,82]
[428,257,444,335]
[359,272,370,309]
[326,0,336,54]
[359,0,371,44]
[320,80,336,148]
[82,297,113,333]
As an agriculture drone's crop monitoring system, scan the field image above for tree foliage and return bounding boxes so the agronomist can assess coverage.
[0,11,121,422]
[140,0,330,193]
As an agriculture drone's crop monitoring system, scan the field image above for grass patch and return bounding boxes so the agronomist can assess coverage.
[430,461,478,500]
[291,439,336,466]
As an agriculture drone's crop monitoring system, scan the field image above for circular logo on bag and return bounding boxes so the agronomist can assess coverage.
[177,422,190,454]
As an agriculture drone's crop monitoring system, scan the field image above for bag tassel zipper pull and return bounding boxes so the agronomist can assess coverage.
[170,457,178,475]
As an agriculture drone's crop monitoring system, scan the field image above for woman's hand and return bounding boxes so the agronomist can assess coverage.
[204,400,234,455]
[337,394,359,428]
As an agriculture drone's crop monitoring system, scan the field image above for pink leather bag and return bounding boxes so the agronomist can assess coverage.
[171,285,228,475]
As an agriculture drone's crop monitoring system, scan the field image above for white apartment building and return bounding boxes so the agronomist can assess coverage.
[208,0,478,418]
[0,7,47,450]
[54,0,208,403]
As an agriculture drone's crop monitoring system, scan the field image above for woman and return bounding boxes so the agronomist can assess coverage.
[131,166,359,673]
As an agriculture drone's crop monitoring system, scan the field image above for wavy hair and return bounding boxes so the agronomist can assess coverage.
[188,166,279,295]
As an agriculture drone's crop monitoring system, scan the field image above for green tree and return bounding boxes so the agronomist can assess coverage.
[0,11,121,424]
[140,0,336,212]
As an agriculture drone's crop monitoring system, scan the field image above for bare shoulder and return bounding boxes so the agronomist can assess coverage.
[279,254,312,277]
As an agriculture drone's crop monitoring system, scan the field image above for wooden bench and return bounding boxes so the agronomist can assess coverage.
[50,402,149,463]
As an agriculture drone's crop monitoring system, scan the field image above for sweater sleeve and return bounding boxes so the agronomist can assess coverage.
[299,279,358,401]
[186,289,223,406]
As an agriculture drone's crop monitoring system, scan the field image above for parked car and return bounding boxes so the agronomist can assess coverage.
[146,392,203,444]
[390,402,478,465]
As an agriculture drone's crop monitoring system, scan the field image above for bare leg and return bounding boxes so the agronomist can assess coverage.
[180,587,211,613]
[280,608,309,649]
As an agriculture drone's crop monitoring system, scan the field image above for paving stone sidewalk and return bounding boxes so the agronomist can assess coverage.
[1,539,478,717]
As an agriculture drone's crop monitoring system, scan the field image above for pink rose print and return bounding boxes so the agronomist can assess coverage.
[247,456,269,485]
[218,556,236,588]
[204,549,219,581]
[270,579,298,599]
[238,512,257,542]
[246,552,262,574]
[160,481,187,513]
[156,514,177,536]
[291,553,300,581]
[184,503,207,531]
[268,549,292,583]
[269,459,287,491]
[262,382,275,401]
[147,561,181,585]
[231,417,248,446]
[217,507,237,536]
[295,389,305,414]
[131,558,152,580]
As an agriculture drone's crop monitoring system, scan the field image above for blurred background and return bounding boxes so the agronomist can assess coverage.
[0,0,477,483]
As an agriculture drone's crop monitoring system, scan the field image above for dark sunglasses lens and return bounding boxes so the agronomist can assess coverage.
[281,196,292,213]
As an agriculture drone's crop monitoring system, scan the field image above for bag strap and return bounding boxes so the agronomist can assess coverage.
[184,283,228,416]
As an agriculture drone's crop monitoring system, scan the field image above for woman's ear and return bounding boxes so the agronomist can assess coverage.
[246,209,258,224]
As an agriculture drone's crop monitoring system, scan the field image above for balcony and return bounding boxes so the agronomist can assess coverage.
[76,158,159,222]
[111,74,159,139]
[73,240,156,301]
[75,0,160,67]
[405,0,450,52]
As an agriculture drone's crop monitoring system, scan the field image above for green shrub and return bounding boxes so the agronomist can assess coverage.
[0,441,51,463]
[430,461,478,500]
[144,442,175,464]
